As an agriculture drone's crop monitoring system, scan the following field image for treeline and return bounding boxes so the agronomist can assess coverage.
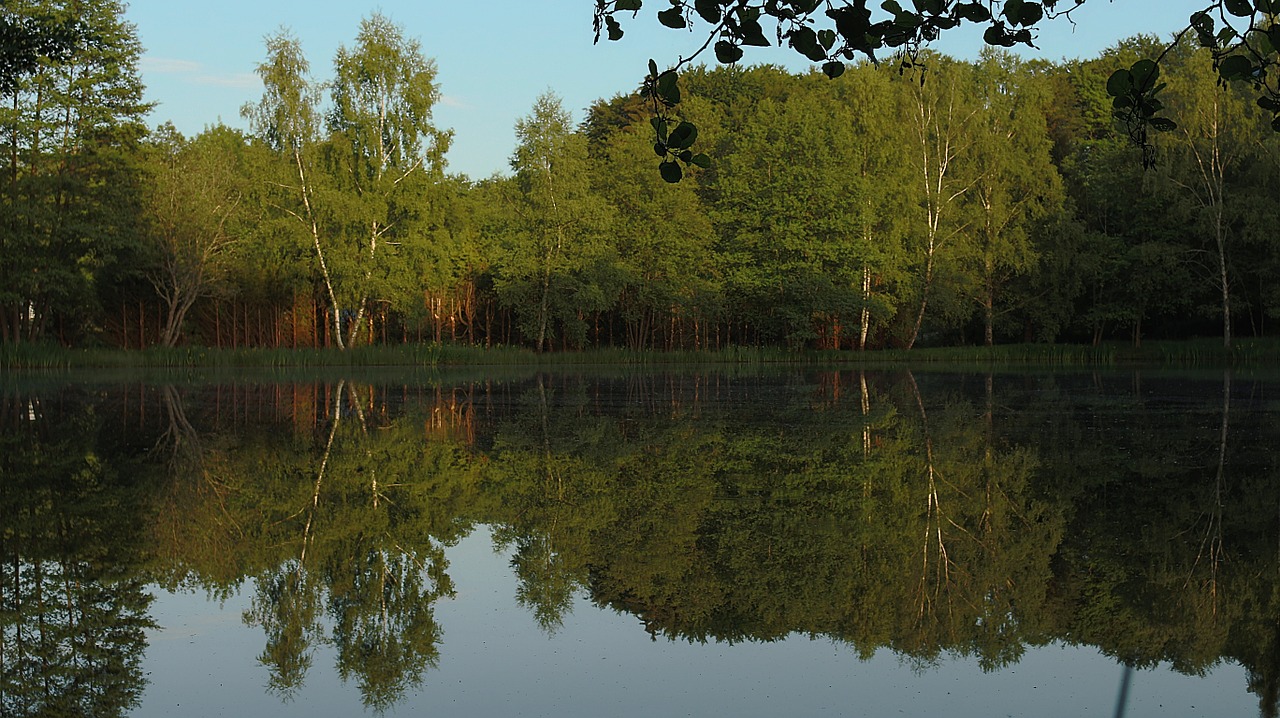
[4,2,1279,351]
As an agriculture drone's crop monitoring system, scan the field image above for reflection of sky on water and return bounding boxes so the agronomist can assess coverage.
[136,527,1253,718]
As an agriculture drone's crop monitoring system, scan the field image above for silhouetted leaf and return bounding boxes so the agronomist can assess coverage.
[1106,69,1132,97]
[789,26,827,62]
[715,40,744,63]
[667,121,697,150]
[694,0,722,23]
[606,16,624,41]
[658,7,686,29]
[1225,0,1253,16]
[1218,54,1253,81]
[659,160,683,183]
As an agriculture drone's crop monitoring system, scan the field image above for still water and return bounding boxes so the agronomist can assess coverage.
[2,367,1277,717]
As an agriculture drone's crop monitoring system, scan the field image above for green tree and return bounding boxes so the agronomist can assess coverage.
[0,0,148,344]
[140,124,251,346]
[589,99,719,350]
[714,71,908,348]
[323,12,453,347]
[964,50,1063,345]
[899,55,982,348]
[498,91,614,351]
[1159,42,1267,347]
[242,29,341,344]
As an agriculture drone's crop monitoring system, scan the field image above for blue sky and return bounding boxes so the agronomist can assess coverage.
[125,0,1209,180]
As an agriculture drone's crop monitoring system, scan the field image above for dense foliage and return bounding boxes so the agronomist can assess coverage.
[3,2,1280,351]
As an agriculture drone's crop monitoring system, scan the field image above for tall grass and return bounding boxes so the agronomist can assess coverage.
[5,338,1280,372]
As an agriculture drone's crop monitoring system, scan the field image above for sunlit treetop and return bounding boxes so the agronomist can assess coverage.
[0,6,86,94]
[593,0,1280,178]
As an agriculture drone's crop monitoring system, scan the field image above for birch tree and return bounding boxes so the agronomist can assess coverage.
[325,13,452,348]
[242,30,342,345]
[900,56,982,348]
[500,91,613,352]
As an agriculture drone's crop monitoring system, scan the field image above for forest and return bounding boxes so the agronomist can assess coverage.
[3,1,1280,352]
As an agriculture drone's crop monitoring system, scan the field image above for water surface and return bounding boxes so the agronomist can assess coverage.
[2,367,1276,716]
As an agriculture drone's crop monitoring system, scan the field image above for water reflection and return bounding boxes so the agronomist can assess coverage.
[1,369,1278,715]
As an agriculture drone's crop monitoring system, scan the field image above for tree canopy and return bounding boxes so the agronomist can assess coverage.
[593,0,1280,177]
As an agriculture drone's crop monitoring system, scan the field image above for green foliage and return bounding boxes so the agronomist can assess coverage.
[1,0,150,345]
[595,2,1280,179]
[497,92,616,352]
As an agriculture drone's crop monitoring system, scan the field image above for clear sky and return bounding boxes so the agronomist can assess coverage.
[124,0,1210,180]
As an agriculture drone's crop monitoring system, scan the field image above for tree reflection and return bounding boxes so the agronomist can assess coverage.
[5,368,1280,714]
[0,389,155,718]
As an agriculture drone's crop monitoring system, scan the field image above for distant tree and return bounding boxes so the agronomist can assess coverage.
[1160,42,1267,348]
[592,1,1280,179]
[324,12,452,347]
[244,15,451,349]
[499,92,614,352]
[0,0,149,344]
[0,3,84,93]
[964,50,1063,345]
[140,124,250,347]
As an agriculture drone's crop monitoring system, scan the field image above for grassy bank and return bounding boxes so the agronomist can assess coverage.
[3,338,1279,371]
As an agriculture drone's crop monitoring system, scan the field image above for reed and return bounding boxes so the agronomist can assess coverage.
[5,339,1279,372]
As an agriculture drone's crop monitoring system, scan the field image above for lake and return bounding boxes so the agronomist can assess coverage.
[2,366,1277,717]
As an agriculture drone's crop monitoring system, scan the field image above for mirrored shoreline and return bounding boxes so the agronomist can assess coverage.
[2,367,1277,716]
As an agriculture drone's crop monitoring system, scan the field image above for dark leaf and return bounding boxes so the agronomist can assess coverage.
[789,26,827,62]
[818,29,836,50]
[715,40,744,63]
[1001,0,1025,23]
[653,141,668,157]
[658,7,686,28]
[1016,2,1043,26]
[1225,0,1252,16]
[739,18,771,46]
[656,70,681,106]
[659,160,683,183]
[694,0,722,23]
[606,16,624,41]
[954,2,992,22]
[667,121,698,149]
[615,0,642,10]
[827,5,873,46]
[822,60,845,78]
[1148,117,1177,132]
[1105,68,1136,97]
[690,153,711,168]
[1129,59,1158,88]
[984,24,1015,47]
[1218,54,1253,81]
[1258,96,1280,112]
